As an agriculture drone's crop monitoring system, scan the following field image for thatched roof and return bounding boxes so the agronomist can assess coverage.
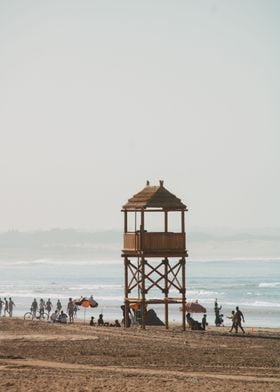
[123,181,187,210]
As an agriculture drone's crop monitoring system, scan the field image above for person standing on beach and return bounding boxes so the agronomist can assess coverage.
[228,310,238,333]
[0,298,4,316]
[201,314,208,330]
[46,298,52,318]
[98,314,104,326]
[67,298,74,323]
[8,297,15,317]
[4,298,8,316]
[31,298,38,317]
[56,299,62,312]
[39,298,45,316]
[214,299,223,326]
[235,306,245,333]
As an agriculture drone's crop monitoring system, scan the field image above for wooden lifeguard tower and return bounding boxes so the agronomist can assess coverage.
[122,180,188,330]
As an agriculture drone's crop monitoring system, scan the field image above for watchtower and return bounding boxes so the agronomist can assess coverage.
[122,180,188,329]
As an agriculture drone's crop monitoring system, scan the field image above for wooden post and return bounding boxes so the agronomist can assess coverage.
[124,210,128,233]
[164,210,168,233]
[140,209,144,250]
[141,257,146,329]
[124,257,129,328]
[181,209,185,233]
[181,257,186,331]
[164,257,169,329]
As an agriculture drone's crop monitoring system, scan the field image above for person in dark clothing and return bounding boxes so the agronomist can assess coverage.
[89,316,95,326]
[235,306,245,333]
[214,299,223,326]
[120,304,131,327]
[98,313,104,326]
[201,314,208,330]
[186,313,203,330]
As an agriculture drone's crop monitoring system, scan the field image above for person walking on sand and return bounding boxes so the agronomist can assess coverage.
[67,298,74,323]
[8,297,15,317]
[228,310,238,333]
[235,306,245,334]
[0,298,4,316]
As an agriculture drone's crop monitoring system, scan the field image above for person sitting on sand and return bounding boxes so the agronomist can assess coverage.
[58,310,68,324]
[98,314,104,326]
[114,320,121,327]
[89,316,95,326]
[186,313,193,328]
[50,310,59,323]
[186,313,203,330]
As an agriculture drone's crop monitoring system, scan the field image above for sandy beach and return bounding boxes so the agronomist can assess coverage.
[0,318,279,391]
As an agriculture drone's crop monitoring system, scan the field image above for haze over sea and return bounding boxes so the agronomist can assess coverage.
[0,229,279,328]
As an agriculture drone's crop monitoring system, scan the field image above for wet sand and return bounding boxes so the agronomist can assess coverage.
[0,317,280,391]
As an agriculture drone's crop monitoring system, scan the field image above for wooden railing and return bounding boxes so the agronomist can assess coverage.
[123,232,185,252]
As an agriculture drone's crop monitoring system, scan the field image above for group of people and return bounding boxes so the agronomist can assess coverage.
[186,313,208,330]
[30,297,78,322]
[214,299,245,333]
[49,310,68,323]
[228,306,245,333]
[47,298,78,323]
[30,298,54,318]
[89,314,121,327]
[0,297,15,317]
[186,299,246,334]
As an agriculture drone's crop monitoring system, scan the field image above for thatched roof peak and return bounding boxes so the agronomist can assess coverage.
[123,181,187,210]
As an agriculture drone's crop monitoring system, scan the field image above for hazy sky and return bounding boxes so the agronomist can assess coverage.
[0,0,279,231]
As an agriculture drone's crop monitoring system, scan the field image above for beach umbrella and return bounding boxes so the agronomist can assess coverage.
[73,297,98,308]
[73,297,98,324]
[180,302,207,313]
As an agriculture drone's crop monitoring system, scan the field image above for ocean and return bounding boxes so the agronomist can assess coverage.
[0,258,279,328]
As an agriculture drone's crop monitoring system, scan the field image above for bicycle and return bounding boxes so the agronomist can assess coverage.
[24,309,48,321]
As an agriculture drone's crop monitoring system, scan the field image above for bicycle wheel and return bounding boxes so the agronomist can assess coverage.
[35,311,43,320]
[36,313,48,321]
[24,312,33,321]
[40,312,49,321]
